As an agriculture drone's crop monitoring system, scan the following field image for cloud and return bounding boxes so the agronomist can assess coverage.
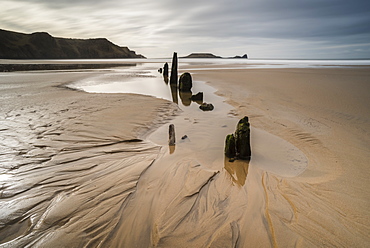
[1,0,369,58]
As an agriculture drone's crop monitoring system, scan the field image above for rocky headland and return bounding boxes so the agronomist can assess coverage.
[232,54,248,59]
[182,53,222,59]
[0,29,145,59]
[182,53,248,59]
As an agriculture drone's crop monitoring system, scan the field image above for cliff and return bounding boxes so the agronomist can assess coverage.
[0,29,145,59]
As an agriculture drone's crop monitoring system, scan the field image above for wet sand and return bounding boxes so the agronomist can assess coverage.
[191,67,370,247]
[0,70,179,247]
[1,66,369,247]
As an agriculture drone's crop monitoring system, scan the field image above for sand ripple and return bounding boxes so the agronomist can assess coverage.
[0,74,179,247]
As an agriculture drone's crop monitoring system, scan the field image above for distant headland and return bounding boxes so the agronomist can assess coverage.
[182,53,248,59]
[0,29,145,59]
[182,53,222,59]
[232,54,248,59]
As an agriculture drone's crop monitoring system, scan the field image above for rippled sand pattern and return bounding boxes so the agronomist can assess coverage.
[0,71,178,247]
[1,65,369,247]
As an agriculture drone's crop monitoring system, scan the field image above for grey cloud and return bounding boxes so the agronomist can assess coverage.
[1,0,370,58]
[189,0,370,37]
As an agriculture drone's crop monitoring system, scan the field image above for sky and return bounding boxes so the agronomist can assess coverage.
[1,0,370,59]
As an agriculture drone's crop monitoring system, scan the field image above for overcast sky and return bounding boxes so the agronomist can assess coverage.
[1,0,370,59]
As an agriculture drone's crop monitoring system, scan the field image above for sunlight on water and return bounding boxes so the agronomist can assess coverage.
[69,64,218,110]
[78,76,173,101]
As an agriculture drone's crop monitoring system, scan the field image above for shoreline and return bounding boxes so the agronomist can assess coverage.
[0,63,137,72]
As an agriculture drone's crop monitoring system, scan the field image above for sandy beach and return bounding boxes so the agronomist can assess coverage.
[0,63,369,247]
[192,67,370,247]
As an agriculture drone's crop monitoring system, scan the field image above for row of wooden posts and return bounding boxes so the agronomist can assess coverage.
[166,52,251,161]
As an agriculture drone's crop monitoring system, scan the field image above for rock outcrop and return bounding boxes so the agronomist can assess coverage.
[0,29,145,59]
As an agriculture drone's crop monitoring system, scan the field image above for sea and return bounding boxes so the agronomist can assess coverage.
[1,58,369,101]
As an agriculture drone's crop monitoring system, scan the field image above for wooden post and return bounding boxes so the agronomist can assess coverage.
[169,124,176,146]
[163,62,169,77]
[225,116,251,160]
[235,116,251,159]
[170,52,178,85]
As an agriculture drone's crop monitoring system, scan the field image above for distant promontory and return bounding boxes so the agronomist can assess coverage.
[182,53,222,59]
[0,29,145,59]
[182,53,248,59]
[232,54,248,59]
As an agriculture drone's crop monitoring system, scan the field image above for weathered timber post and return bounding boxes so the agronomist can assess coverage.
[225,116,251,160]
[163,62,169,77]
[225,134,236,158]
[179,72,192,92]
[170,52,178,85]
[235,116,251,159]
[169,124,176,146]
[190,92,203,102]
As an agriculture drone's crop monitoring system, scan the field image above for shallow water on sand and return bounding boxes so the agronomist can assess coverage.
[71,64,309,247]
[2,61,368,246]
[70,63,308,177]
[0,64,307,247]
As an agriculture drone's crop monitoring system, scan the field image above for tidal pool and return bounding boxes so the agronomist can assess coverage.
[69,64,307,178]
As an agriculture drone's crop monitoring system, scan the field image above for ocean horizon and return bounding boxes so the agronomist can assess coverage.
[1,58,370,70]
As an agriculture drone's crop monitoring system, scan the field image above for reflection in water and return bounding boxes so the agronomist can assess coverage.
[169,145,176,154]
[71,65,209,109]
[224,157,250,186]
[179,91,192,106]
[167,81,203,107]
[164,75,169,84]
[191,98,203,105]
[170,85,178,104]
